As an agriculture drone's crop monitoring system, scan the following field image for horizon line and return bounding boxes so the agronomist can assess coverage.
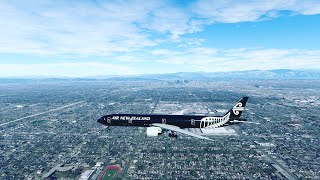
[0,68,319,79]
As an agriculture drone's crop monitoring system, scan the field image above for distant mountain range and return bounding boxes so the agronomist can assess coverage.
[90,69,320,80]
[1,69,320,81]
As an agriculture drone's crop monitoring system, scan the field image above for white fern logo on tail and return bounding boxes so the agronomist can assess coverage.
[232,102,244,115]
[200,113,230,129]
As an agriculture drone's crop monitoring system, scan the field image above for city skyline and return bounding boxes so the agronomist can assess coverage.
[1,0,320,77]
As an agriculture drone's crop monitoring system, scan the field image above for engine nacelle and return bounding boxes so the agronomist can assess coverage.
[168,131,178,138]
[146,127,162,137]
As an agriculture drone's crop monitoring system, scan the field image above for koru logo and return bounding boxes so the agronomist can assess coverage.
[232,102,244,115]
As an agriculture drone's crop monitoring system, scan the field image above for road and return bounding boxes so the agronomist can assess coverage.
[261,149,298,180]
[246,134,299,180]
[0,101,85,127]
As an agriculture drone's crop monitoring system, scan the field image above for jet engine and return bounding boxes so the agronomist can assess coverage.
[146,127,162,137]
[168,131,178,138]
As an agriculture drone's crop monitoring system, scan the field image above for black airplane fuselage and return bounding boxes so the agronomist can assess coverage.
[97,113,232,129]
[98,97,249,129]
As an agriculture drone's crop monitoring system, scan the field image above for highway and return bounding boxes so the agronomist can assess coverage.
[0,101,85,127]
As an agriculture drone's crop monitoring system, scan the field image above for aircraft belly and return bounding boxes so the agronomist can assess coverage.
[132,120,154,127]
[165,118,193,128]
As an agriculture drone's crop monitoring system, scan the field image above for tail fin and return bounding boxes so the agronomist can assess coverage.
[224,97,249,120]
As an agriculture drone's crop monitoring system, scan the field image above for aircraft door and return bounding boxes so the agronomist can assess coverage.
[106,117,111,124]
[162,118,166,124]
[191,119,195,126]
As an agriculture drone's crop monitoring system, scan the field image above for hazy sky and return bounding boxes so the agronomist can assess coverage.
[0,0,320,77]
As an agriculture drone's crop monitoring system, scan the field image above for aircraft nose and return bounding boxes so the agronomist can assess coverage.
[97,117,104,124]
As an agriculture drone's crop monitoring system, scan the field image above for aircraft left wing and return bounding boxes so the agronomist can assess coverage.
[151,123,214,141]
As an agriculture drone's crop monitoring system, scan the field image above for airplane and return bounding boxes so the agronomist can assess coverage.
[97,97,253,141]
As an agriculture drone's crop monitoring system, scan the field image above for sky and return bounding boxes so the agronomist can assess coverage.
[0,0,320,77]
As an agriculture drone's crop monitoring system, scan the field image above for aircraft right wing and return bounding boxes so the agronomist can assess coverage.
[233,120,260,124]
[151,123,214,141]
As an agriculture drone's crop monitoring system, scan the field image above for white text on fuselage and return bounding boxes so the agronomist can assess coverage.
[111,116,151,121]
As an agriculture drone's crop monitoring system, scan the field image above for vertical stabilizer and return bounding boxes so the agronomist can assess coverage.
[224,97,249,120]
